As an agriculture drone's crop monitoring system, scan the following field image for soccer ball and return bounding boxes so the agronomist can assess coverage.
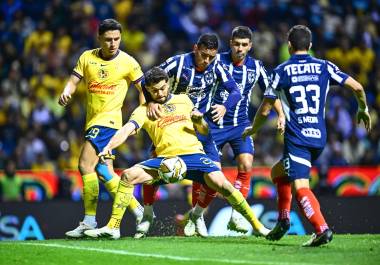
[158,156,187,183]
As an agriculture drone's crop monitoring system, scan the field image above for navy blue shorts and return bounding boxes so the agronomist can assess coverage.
[137,153,220,184]
[196,132,220,162]
[282,140,323,180]
[85,126,117,155]
[211,124,254,157]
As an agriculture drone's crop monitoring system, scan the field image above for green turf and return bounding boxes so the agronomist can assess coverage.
[0,235,379,265]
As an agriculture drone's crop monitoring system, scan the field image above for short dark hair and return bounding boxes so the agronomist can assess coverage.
[144,67,169,87]
[287,25,312,51]
[98,19,122,35]
[231,26,253,41]
[196,33,219,49]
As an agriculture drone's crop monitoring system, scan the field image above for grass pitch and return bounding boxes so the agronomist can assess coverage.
[1,235,379,265]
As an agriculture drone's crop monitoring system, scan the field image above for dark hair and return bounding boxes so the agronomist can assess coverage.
[231,26,253,41]
[287,25,312,51]
[98,19,122,35]
[196,33,219,49]
[144,67,169,87]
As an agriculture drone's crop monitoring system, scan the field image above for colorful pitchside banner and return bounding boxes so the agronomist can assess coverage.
[0,167,379,201]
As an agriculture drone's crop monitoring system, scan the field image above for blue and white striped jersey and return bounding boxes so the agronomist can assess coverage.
[159,52,240,114]
[209,51,270,128]
[264,54,349,148]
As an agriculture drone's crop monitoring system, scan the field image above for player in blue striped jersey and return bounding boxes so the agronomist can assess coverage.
[185,26,284,235]
[137,33,250,238]
[243,25,371,246]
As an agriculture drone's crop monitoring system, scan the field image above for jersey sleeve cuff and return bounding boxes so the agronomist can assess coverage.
[72,71,83,79]
[130,120,140,130]
[132,75,144,84]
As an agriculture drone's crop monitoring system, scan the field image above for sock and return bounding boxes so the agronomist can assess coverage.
[143,204,154,217]
[82,172,99,216]
[192,203,206,218]
[143,184,159,205]
[226,189,265,231]
[105,173,143,218]
[83,215,96,226]
[191,182,202,207]
[197,184,217,208]
[107,180,134,229]
[234,171,251,198]
[104,174,120,197]
[274,176,292,220]
[296,188,329,234]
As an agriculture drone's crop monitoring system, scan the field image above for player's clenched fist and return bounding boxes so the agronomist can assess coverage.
[58,92,72,106]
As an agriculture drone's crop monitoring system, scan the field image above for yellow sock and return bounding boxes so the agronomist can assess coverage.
[105,174,142,218]
[107,180,134,229]
[104,175,120,198]
[82,172,99,216]
[226,189,264,231]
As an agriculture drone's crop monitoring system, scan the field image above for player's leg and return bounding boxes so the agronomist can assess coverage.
[133,184,159,238]
[285,144,332,246]
[228,151,253,233]
[85,165,156,239]
[184,135,220,237]
[65,140,99,238]
[266,160,292,240]
[96,159,144,223]
[203,170,270,236]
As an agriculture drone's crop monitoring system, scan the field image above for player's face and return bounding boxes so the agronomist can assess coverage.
[193,44,217,71]
[230,38,252,63]
[98,30,121,58]
[147,80,170,103]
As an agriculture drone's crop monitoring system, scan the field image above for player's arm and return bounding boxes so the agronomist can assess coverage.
[212,64,242,122]
[98,121,138,159]
[58,74,81,106]
[191,108,209,135]
[242,97,276,139]
[344,76,372,132]
[133,79,146,105]
[273,99,285,135]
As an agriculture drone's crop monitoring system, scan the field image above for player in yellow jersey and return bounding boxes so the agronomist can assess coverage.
[58,19,144,238]
[84,67,270,239]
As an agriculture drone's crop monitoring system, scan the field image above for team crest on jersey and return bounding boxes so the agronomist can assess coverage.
[220,90,230,101]
[204,72,214,85]
[247,70,256,84]
[187,86,206,100]
[98,68,109,79]
[162,103,176,113]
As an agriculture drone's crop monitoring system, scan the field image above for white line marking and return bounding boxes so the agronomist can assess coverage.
[10,242,332,265]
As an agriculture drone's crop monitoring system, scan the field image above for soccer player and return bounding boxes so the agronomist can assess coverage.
[59,19,144,238]
[137,33,242,238]
[185,26,285,235]
[83,67,270,239]
[243,25,372,246]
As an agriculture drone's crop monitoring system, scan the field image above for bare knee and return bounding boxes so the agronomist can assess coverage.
[271,160,285,182]
[237,154,253,172]
[78,157,96,175]
[121,168,134,183]
[204,171,234,197]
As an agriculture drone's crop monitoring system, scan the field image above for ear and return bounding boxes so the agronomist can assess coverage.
[193,44,198,52]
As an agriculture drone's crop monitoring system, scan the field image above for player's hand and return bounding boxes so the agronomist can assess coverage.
[58,92,72,106]
[98,148,112,163]
[277,115,286,135]
[191,109,203,124]
[211,104,226,122]
[242,126,255,140]
[357,108,372,132]
[147,102,163,120]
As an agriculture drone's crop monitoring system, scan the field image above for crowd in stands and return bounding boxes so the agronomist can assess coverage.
[0,0,379,195]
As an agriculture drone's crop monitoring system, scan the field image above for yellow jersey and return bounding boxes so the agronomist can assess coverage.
[129,94,205,157]
[73,48,143,130]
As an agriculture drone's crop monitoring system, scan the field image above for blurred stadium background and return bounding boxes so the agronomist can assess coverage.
[0,0,379,240]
